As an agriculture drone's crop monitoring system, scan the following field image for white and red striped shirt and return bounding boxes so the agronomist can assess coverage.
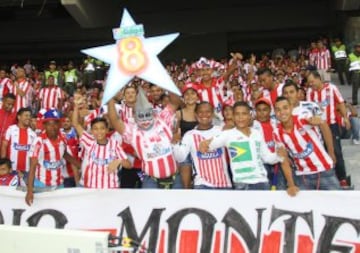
[308,48,318,66]
[29,132,67,186]
[0,77,11,100]
[123,106,177,178]
[79,131,127,188]
[5,125,36,172]
[306,83,344,124]
[274,116,333,175]
[11,79,31,112]
[197,77,226,120]
[39,86,64,110]
[315,48,331,70]
[173,126,232,188]
[61,127,79,178]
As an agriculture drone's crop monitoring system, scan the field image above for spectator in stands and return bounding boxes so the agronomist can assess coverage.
[1,107,36,175]
[38,75,64,111]
[25,109,80,206]
[0,68,12,101]
[199,101,298,195]
[64,61,80,96]
[0,158,19,187]
[0,93,16,142]
[173,102,232,189]
[274,96,341,190]
[11,67,32,112]
[72,96,131,189]
[307,71,350,188]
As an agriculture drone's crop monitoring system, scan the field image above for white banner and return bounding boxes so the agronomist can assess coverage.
[0,187,360,253]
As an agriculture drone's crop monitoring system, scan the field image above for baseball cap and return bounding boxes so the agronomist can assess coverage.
[49,60,56,65]
[181,83,199,94]
[42,109,62,122]
[255,97,272,107]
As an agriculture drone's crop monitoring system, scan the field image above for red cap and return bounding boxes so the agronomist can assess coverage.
[181,83,199,94]
[255,97,272,107]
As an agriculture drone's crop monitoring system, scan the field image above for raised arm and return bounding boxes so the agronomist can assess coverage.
[108,99,126,135]
[72,95,85,137]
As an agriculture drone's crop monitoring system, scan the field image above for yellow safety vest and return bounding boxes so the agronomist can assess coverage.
[331,44,347,59]
[348,53,360,72]
[44,70,59,85]
[64,69,77,83]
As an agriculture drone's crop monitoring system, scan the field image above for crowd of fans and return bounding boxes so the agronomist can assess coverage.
[0,37,359,205]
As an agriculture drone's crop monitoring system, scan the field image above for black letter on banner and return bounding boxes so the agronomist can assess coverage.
[118,207,165,253]
[26,209,68,228]
[166,208,217,253]
[269,206,314,253]
[0,209,25,225]
[316,215,360,253]
[222,208,265,253]
[12,209,26,225]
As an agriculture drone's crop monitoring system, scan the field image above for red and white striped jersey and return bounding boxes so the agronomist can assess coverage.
[306,83,344,124]
[123,111,176,178]
[38,86,64,110]
[315,48,331,70]
[117,102,135,124]
[173,126,232,188]
[4,125,36,172]
[0,77,11,100]
[274,116,333,175]
[197,77,225,120]
[61,127,79,178]
[79,131,127,188]
[309,48,319,66]
[252,120,276,152]
[0,174,19,186]
[29,132,68,186]
[11,79,31,112]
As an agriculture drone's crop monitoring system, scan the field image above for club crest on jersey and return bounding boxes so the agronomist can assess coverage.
[196,148,223,160]
[320,98,330,107]
[13,143,31,151]
[291,143,313,159]
[147,143,171,159]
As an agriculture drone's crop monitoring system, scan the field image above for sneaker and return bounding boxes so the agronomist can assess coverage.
[353,139,360,145]
[339,179,354,190]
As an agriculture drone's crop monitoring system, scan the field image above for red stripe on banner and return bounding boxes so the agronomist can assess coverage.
[158,229,165,253]
[230,233,246,253]
[297,235,314,253]
[213,231,221,253]
[179,230,198,253]
[261,231,281,253]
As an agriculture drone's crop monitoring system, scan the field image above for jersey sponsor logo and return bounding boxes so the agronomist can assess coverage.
[146,144,171,159]
[267,140,275,149]
[13,143,31,151]
[196,148,223,160]
[90,153,116,166]
[43,160,64,170]
[290,143,313,159]
[229,142,252,162]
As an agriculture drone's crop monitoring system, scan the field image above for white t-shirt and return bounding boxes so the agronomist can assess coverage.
[209,128,282,184]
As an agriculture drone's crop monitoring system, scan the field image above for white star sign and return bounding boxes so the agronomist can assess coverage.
[81,8,181,105]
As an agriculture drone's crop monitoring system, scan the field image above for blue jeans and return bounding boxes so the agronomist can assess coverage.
[351,117,360,140]
[330,123,347,180]
[233,182,270,190]
[142,174,183,189]
[295,169,341,190]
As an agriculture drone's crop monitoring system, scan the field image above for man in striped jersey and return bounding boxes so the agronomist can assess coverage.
[0,68,12,102]
[0,93,16,142]
[38,75,64,111]
[108,87,182,189]
[25,109,80,206]
[315,40,332,82]
[274,96,341,190]
[306,71,350,188]
[10,67,32,112]
[1,108,36,174]
[173,102,232,189]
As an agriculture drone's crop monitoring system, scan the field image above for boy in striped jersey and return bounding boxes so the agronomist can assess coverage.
[72,97,131,189]
[274,97,341,190]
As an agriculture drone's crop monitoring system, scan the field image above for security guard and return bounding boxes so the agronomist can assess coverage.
[348,42,360,105]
